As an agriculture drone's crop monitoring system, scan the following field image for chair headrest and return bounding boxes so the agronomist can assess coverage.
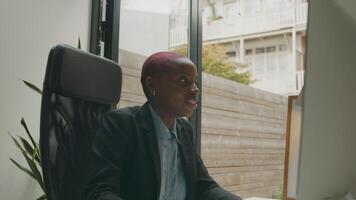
[44,44,122,105]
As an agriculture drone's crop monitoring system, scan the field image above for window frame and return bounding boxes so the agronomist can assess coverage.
[90,0,203,152]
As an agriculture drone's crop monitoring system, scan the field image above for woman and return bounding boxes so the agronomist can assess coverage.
[86,52,242,200]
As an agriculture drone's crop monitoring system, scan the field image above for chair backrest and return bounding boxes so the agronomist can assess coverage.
[40,44,122,200]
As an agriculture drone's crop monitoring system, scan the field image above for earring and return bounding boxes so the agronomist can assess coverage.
[151,89,156,97]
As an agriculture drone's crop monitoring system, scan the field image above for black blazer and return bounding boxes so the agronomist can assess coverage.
[86,102,241,200]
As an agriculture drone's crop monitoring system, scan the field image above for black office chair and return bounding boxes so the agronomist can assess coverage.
[40,44,122,200]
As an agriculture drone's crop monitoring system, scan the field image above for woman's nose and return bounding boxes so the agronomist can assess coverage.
[191,83,200,95]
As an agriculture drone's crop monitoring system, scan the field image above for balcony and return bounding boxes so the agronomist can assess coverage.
[169,2,308,47]
[203,2,308,41]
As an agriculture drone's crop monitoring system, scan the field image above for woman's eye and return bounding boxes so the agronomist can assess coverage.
[179,78,188,84]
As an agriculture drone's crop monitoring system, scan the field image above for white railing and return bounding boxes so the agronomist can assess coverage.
[169,13,188,47]
[202,2,308,41]
[169,3,308,48]
[296,2,309,25]
[169,27,188,47]
[250,70,304,96]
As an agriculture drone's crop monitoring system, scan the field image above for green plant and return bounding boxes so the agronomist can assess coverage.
[272,184,283,199]
[8,38,82,200]
[9,81,45,200]
[172,44,255,85]
[77,36,81,50]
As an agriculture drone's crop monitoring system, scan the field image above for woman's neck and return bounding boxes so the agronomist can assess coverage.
[150,102,175,128]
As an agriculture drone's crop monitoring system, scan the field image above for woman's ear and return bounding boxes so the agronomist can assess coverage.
[145,75,154,91]
[145,75,157,100]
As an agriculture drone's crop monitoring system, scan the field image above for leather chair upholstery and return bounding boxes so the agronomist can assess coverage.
[40,44,122,200]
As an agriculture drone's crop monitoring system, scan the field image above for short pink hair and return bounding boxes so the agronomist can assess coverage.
[140,52,186,97]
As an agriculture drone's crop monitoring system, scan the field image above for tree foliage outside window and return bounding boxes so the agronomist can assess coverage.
[172,44,254,85]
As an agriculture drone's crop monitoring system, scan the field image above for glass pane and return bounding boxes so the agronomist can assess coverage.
[266,53,278,73]
[267,46,276,53]
[256,47,265,54]
[202,0,308,198]
[254,55,265,75]
[245,49,253,55]
[279,44,288,51]
[118,0,189,108]
[226,51,237,57]
[279,52,289,72]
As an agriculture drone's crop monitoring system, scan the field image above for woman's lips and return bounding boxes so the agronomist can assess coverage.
[186,98,198,107]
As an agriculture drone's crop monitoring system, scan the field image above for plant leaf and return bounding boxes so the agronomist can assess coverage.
[33,147,42,167]
[36,194,47,200]
[20,118,37,149]
[19,136,34,155]
[19,136,41,164]
[9,134,45,191]
[25,153,45,191]
[22,80,42,95]
[77,37,81,49]
[10,158,36,180]
[23,153,45,191]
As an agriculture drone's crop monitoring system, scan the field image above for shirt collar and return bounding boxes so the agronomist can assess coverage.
[148,104,180,144]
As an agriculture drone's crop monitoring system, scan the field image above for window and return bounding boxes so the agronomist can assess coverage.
[118,0,189,107]
[279,44,288,51]
[266,46,276,52]
[256,47,265,54]
[226,51,236,57]
[278,52,289,72]
[266,53,278,73]
[101,0,309,199]
[254,55,265,75]
[245,49,253,55]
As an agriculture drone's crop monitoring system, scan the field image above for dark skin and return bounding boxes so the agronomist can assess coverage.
[144,57,199,128]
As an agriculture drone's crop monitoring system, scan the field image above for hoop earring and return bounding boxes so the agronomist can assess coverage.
[151,89,156,97]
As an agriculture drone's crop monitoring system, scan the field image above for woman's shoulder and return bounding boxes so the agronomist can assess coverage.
[102,105,142,123]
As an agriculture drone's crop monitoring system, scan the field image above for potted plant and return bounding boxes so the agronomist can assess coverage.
[9,81,46,200]
[9,38,82,200]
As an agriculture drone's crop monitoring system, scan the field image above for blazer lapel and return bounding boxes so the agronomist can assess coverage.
[177,120,196,200]
[138,102,161,197]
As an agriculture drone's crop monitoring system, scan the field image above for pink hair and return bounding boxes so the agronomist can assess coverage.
[140,52,186,97]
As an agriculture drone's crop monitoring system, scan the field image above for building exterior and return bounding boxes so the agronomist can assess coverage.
[170,0,308,95]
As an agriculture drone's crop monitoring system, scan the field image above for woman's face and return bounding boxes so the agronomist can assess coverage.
[151,57,199,118]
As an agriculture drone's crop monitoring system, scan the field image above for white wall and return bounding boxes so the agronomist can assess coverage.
[119,9,170,57]
[0,1,91,199]
[297,0,356,199]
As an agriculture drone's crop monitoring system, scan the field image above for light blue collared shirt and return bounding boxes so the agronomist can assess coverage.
[149,105,187,200]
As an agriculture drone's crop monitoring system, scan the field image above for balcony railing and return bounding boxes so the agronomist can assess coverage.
[203,2,308,41]
[169,27,188,48]
[251,70,304,96]
[169,2,308,47]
